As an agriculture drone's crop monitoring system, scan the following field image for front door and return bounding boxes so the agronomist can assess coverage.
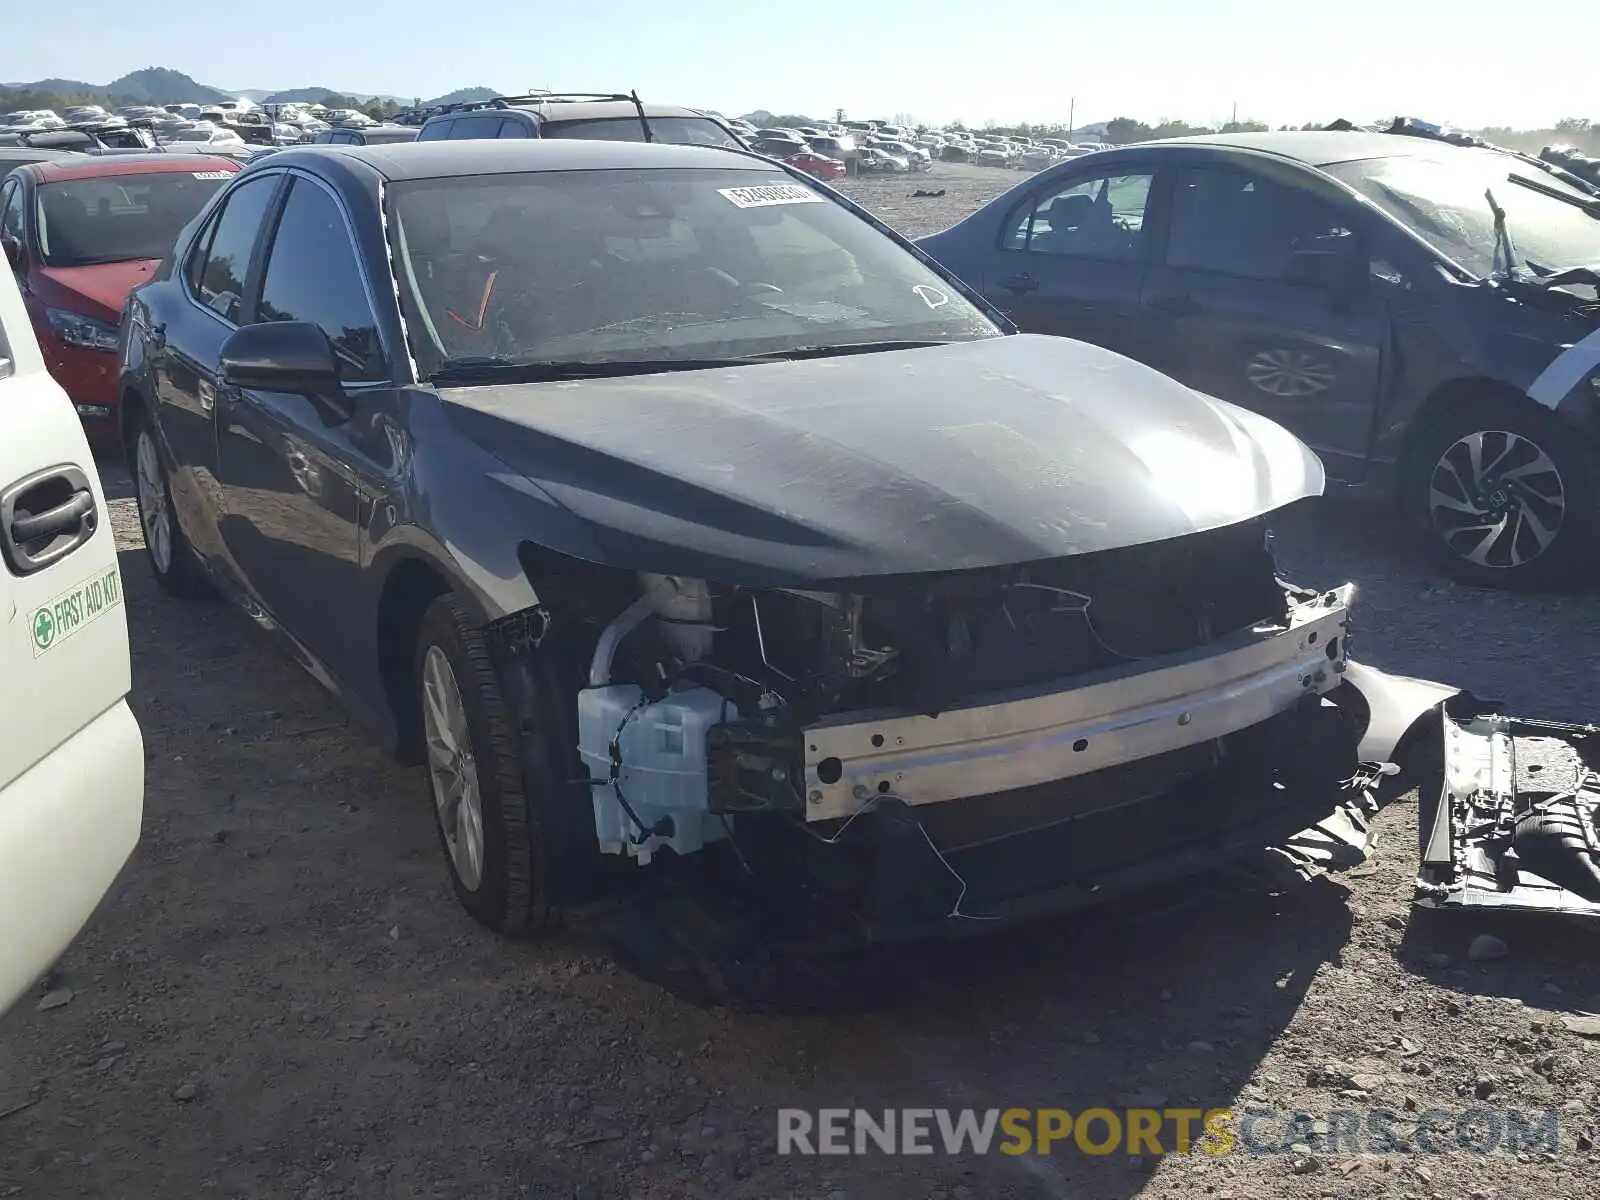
[982,166,1159,362]
[1140,163,1390,479]
[213,173,388,679]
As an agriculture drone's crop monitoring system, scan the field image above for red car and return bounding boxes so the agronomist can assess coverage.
[0,154,240,432]
[783,150,845,181]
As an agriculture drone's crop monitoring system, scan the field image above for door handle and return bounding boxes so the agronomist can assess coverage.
[998,273,1040,295]
[0,465,97,575]
[198,378,215,413]
[1149,294,1201,317]
[11,490,93,543]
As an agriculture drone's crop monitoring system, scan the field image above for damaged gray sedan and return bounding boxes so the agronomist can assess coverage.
[119,139,1591,950]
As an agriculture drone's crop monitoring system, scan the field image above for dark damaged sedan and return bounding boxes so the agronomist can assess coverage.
[118,140,1600,955]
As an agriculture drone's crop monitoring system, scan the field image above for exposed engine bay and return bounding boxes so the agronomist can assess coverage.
[564,519,1384,935]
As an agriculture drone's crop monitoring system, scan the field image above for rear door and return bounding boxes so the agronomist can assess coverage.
[1139,160,1390,478]
[0,264,141,1014]
[149,171,283,577]
[980,164,1161,361]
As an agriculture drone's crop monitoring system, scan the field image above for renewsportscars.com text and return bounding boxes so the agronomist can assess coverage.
[776,1107,1563,1157]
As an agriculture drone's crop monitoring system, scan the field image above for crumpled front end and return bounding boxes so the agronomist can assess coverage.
[562,512,1409,941]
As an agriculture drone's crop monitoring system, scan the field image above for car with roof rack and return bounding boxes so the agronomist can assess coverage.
[919,122,1600,588]
[415,92,745,148]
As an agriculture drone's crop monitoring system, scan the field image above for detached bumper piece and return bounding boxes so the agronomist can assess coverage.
[1416,697,1600,918]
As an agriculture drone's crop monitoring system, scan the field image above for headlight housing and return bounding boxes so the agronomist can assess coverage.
[45,308,119,353]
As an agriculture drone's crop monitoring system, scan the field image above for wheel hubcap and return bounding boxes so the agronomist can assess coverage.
[1245,348,1337,397]
[1428,429,1566,570]
[135,430,173,574]
[421,646,485,892]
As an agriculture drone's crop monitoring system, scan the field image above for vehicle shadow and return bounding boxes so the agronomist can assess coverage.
[590,857,1355,1198]
[1397,905,1600,1017]
[800,865,1356,1197]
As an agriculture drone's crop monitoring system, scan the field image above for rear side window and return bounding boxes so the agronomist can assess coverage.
[449,115,504,140]
[191,174,278,322]
[256,178,385,380]
[497,119,528,139]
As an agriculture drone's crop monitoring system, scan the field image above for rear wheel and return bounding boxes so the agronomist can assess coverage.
[1405,398,1595,589]
[129,407,209,598]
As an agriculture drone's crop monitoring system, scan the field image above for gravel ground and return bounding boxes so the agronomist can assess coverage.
[4,163,1600,1200]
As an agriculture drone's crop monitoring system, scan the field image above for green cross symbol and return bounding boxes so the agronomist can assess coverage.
[31,607,56,651]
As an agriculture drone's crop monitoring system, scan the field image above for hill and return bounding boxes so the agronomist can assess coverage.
[1,67,229,104]
[106,67,231,103]
[424,87,499,107]
[261,86,413,105]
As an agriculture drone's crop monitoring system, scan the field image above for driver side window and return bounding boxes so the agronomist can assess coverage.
[1004,172,1153,261]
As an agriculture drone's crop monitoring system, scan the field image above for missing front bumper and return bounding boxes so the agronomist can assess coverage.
[802,587,1353,821]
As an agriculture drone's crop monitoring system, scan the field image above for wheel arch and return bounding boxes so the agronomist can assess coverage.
[1392,376,1553,509]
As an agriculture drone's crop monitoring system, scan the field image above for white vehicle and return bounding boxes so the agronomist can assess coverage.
[0,257,142,1016]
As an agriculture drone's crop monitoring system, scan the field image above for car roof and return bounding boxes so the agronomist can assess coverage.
[29,153,242,182]
[263,138,773,181]
[1136,130,1465,168]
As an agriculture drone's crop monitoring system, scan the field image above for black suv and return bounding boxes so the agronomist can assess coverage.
[415,93,745,148]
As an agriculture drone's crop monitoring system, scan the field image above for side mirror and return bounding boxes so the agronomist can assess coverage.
[1284,245,1361,292]
[2,236,21,271]
[220,321,353,424]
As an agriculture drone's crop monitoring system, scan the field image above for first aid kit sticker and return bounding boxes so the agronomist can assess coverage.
[30,565,123,657]
[718,184,826,209]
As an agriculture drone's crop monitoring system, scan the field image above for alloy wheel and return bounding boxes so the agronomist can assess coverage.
[1427,429,1566,571]
[422,645,485,892]
[135,430,173,575]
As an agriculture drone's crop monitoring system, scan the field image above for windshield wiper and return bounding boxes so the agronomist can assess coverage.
[429,341,960,384]
[1485,187,1526,283]
[1506,172,1600,220]
[430,356,758,384]
[736,339,958,362]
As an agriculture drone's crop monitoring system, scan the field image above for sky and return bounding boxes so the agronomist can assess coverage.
[4,0,1595,131]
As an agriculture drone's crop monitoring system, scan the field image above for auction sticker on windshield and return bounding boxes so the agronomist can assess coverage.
[29,565,123,658]
[191,171,233,180]
[718,184,826,209]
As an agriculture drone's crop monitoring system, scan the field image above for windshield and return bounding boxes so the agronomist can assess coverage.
[387,167,998,378]
[1327,150,1600,277]
[542,116,743,149]
[35,171,231,267]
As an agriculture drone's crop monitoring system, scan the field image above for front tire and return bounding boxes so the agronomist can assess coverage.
[414,593,584,936]
[129,407,209,598]
[1405,397,1595,589]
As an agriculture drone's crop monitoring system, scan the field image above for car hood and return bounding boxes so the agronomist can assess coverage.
[36,260,159,324]
[438,333,1324,587]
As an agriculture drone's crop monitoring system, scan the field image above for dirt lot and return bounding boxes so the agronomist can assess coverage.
[5,163,1600,1200]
